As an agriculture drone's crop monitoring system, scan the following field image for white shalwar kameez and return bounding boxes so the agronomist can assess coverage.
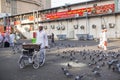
[9,33,15,47]
[102,30,107,50]
[0,34,3,43]
[98,29,107,50]
[36,30,48,65]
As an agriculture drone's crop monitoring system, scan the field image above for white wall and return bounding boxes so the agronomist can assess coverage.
[17,0,120,39]
[116,15,120,38]
[89,17,101,38]
[103,16,116,38]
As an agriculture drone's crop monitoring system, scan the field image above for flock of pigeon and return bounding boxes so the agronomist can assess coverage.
[51,43,120,80]
[12,41,120,80]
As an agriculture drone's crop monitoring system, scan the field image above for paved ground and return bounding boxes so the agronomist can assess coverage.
[0,39,120,80]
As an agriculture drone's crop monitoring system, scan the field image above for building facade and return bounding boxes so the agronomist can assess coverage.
[0,0,51,15]
[0,0,120,40]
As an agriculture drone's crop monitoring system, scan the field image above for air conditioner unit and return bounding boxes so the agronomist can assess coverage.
[92,24,96,29]
[61,25,65,30]
[51,25,55,29]
[57,26,60,30]
[74,25,78,29]
[101,24,106,29]
[109,23,115,28]
[80,25,84,29]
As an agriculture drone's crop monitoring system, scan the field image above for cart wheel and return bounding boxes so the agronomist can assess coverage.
[33,55,40,69]
[33,62,40,69]
[19,59,25,69]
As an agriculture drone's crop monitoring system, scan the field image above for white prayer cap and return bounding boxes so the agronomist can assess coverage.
[38,24,44,26]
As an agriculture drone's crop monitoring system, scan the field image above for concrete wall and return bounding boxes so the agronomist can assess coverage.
[115,15,120,38]
[1,0,11,13]
[40,0,119,40]
[9,0,120,40]
[0,0,51,15]
[89,17,101,38]
[41,14,120,40]
[17,1,40,14]
[43,0,51,9]
[0,0,1,13]
[16,0,51,14]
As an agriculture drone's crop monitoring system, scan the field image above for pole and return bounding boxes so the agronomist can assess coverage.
[85,2,89,34]
[33,10,35,31]
[37,10,39,30]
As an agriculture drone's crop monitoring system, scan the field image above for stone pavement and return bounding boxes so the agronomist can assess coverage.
[0,39,120,80]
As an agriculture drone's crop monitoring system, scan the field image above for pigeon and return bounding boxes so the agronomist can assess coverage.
[61,67,69,74]
[65,72,73,78]
[56,54,60,56]
[70,56,74,61]
[67,63,72,68]
[75,75,84,80]
[116,63,120,72]
[101,62,105,67]
[111,59,118,64]
[83,56,86,60]
[96,54,100,58]
[93,61,97,65]
[61,55,65,59]
[98,57,103,62]
[116,63,120,68]
[92,66,100,72]
[104,57,108,60]
[116,54,120,58]
[70,53,73,57]
[112,66,116,72]
[75,59,79,63]
[73,51,76,55]
[107,61,113,69]
[91,58,95,61]
[111,54,116,59]
[118,67,120,72]
[88,63,93,67]
[88,62,96,67]
[93,71,101,77]
[89,55,92,60]
[61,67,73,78]
[107,59,118,69]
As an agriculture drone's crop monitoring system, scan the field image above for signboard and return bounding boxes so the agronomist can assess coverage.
[45,4,115,20]
[0,26,4,33]
[29,16,34,21]
[14,21,21,25]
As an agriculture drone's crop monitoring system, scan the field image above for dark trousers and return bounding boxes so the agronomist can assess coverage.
[4,42,10,47]
[51,38,54,43]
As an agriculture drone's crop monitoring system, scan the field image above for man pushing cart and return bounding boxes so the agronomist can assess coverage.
[35,25,48,66]
[18,25,48,69]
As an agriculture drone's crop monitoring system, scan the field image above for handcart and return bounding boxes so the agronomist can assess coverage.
[18,43,41,69]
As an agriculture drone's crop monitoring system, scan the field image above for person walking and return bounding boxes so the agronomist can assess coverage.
[102,28,107,50]
[51,33,54,43]
[3,32,10,47]
[98,28,107,50]
[0,32,3,47]
[98,32,103,49]
[9,32,15,47]
[36,25,48,66]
